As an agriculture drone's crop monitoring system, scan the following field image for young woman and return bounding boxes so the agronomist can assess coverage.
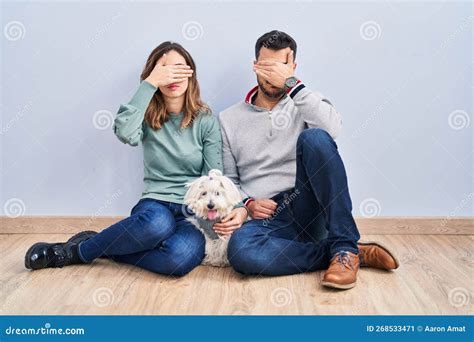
[24,42,248,276]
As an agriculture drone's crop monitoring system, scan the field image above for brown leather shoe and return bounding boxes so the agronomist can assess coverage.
[321,251,359,290]
[358,241,399,270]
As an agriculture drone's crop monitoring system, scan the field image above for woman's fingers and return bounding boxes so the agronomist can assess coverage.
[172,64,191,69]
[169,77,189,82]
[169,70,193,81]
[172,68,194,74]
[214,221,235,229]
[220,213,235,223]
[214,224,240,234]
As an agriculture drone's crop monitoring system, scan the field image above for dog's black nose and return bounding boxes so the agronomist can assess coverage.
[207,202,215,209]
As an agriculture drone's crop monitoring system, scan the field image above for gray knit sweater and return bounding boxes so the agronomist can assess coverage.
[218,83,342,200]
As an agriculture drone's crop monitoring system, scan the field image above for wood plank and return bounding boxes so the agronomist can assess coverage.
[1,216,473,235]
[0,234,472,315]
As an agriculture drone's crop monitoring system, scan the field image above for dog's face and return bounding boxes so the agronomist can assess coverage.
[184,169,242,221]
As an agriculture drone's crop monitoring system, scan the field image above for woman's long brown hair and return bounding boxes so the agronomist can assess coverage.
[140,42,209,129]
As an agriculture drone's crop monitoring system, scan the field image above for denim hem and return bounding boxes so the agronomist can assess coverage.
[330,245,359,257]
[77,241,92,263]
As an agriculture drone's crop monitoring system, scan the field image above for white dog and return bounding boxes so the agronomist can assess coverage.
[184,169,242,267]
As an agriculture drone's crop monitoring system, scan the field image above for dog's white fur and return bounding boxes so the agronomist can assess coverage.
[184,169,242,267]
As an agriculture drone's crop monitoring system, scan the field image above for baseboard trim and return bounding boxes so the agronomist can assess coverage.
[0,216,472,235]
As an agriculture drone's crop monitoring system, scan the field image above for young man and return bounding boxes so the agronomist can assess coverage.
[217,30,399,290]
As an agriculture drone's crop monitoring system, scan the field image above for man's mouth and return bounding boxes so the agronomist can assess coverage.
[207,209,218,220]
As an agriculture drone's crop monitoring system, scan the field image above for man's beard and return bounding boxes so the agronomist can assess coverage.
[257,79,286,99]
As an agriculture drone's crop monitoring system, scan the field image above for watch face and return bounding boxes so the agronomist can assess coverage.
[286,77,297,88]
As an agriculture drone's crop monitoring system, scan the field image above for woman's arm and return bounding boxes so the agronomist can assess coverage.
[201,113,223,175]
[113,80,157,146]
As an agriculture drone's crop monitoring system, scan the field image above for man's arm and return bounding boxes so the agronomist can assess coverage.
[288,83,342,139]
[219,116,249,200]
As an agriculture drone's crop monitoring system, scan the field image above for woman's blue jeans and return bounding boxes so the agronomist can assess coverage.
[78,198,205,276]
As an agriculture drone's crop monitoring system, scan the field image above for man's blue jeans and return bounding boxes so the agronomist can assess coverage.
[228,128,360,276]
[78,198,205,276]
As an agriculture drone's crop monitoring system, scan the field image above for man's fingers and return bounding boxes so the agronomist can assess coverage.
[253,211,272,219]
[286,50,294,65]
[254,64,276,72]
[255,206,274,215]
[256,60,278,66]
[255,69,272,80]
[260,200,277,210]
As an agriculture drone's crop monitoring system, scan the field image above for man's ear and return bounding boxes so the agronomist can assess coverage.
[292,63,297,70]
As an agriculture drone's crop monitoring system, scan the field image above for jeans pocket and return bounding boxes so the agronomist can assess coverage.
[130,198,155,215]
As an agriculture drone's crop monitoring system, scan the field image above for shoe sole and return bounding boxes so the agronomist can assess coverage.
[321,280,357,290]
[24,242,50,270]
[358,240,400,269]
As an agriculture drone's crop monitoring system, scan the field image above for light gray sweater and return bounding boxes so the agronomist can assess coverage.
[218,83,342,200]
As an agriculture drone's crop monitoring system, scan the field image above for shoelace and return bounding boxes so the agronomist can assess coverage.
[51,244,67,268]
[334,251,354,270]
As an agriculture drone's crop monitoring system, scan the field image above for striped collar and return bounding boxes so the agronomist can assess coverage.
[244,85,259,104]
[244,81,305,105]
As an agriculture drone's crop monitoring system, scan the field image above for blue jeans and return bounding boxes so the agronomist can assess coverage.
[227,128,360,276]
[78,198,205,276]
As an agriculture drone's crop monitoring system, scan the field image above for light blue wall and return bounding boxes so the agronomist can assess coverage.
[1,1,472,217]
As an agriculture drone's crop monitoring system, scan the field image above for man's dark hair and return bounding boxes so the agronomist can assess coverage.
[255,30,297,60]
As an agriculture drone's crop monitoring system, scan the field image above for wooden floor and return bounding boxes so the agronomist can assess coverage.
[0,233,472,315]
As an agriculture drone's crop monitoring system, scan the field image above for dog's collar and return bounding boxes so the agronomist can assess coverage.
[196,217,221,240]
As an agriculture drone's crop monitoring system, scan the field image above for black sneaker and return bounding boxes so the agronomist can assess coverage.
[67,230,98,244]
[24,241,84,270]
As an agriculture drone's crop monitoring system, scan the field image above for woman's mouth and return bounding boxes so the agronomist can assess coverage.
[167,84,179,91]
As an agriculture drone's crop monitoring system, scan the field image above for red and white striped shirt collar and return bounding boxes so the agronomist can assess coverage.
[244,86,259,104]
[244,80,303,104]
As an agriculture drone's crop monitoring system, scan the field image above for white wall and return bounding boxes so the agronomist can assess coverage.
[1,1,472,217]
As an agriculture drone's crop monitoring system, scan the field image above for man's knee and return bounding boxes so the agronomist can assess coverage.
[297,128,336,151]
[228,227,267,275]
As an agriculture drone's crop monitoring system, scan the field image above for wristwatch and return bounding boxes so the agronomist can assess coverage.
[284,76,298,91]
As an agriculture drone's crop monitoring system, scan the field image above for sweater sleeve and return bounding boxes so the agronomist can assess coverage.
[219,116,249,200]
[113,80,157,146]
[288,82,342,139]
[201,113,223,175]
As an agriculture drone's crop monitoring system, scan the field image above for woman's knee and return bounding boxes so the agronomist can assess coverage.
[134,206,176,246]
[162,230,205,276]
